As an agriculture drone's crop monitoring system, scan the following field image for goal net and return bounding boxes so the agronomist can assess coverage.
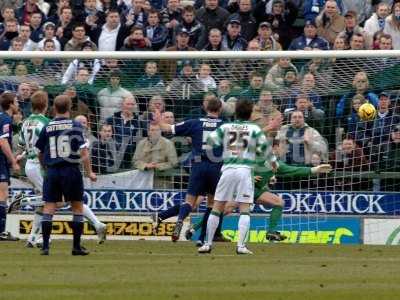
[3,50,400,244]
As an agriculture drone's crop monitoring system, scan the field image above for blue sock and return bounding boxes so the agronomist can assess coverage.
[41,214,53,250]
[158,204,180,221]
[0,203,7,233]
[177,203,192,222]
[72,214,84,250]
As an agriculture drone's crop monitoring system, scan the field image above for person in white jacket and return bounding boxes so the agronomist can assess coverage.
[97,69,133,122]
[364,3,390,38]
[196,63,217,92]
[384,2,400,50]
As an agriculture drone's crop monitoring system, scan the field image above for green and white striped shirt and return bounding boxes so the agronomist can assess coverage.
[207,121,274,170]
[19,114,50,161]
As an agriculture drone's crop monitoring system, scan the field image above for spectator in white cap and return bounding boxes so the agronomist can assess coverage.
[37,22,62,51]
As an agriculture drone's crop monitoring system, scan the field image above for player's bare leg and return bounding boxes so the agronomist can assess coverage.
[172,194,197,242]
[256,192,286,242]
[70,200,89,256]
[198,200,226,253]
[223,201,238,215]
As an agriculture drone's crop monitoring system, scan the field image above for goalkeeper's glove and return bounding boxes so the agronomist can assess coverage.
[311,164,333,174]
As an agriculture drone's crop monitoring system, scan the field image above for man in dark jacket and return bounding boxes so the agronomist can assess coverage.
[145,9,168,50]
[196,0,230,33]
[227,0,257,41]
[175,5,206,49]
[106,96,141,170]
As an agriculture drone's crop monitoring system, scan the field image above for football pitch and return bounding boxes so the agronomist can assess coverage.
[0,241,399,300]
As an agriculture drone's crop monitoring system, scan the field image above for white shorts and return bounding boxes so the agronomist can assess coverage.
[214,167,254,204]
[25,160,43,193]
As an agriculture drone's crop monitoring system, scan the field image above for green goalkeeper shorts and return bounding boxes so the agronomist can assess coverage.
[254,186,269,202]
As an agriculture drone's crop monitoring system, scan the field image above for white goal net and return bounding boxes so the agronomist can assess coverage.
[3,50,400,244]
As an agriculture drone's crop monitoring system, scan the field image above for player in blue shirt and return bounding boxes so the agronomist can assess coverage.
[153,93,226,242]
[0,92,20,241]
[35,95,97,255]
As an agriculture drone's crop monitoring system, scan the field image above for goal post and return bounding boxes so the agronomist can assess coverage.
[3,50,400,244]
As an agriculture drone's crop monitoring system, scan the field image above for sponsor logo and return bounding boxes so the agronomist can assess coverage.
[191,216,361,244]
[20,220,175,236]
[10,189,400,215]
[223,228,354,244]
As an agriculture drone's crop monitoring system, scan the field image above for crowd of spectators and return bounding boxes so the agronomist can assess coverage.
[1,0,400,191]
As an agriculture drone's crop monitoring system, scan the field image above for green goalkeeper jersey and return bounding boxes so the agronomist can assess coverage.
[19,114,50,161]
[207,121,273,170]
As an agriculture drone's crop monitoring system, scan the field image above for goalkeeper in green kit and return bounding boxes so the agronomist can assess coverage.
[186,152,332,244]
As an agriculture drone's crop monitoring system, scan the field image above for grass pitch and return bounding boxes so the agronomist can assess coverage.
[0,241,399,300]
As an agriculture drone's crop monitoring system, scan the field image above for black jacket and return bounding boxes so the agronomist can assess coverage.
[196,7,230,33]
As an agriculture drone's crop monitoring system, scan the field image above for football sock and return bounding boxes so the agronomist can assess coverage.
[72,214,84,250]
[83,204,102,230]
[41,213,53,250]
[238,213,250,248]
[268,206,283,233]
[29,211,43,243]
[215,212,224,237]
[0,202,7,233]
[177,203,192,222]
[158,204,180,221]
[199,207,212,242]
[205,211,220,246]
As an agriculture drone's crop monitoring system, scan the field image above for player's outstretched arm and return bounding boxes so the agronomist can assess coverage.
[276,161,332,178]
[80,147,97,182]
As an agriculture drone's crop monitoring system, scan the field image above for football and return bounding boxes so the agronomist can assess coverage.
[358,102,377,121]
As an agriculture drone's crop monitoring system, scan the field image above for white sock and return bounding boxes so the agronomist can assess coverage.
[206,212,220,246]
[28,212,42,243]
[238,213,250,248]
[83,204,102,230]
